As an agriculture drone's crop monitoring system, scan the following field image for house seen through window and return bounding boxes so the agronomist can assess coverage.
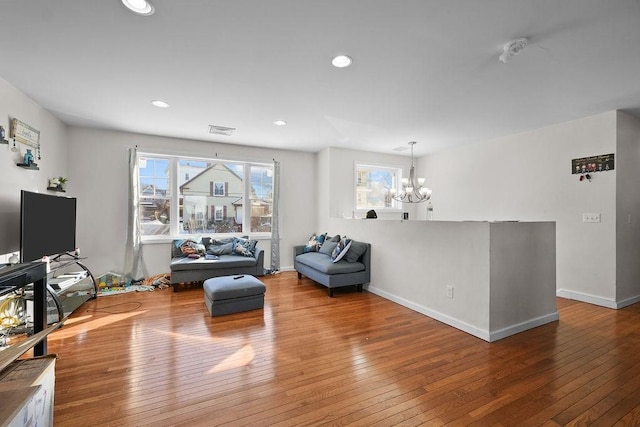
[137,154,273,239]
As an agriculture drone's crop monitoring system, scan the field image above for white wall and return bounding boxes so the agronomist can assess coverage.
[66,127,316,277]
[420,112,619,305]
[320,218,556,341]
[615,111,640,305]
[0,77,69,262]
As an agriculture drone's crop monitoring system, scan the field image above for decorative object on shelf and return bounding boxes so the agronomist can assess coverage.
[389,141,432,204]
[499,38,528,63]
[10,118,41,160]
[17,148,39,169]
[23,149,34,166]
[0,125,7,144]
[47,177,68,192]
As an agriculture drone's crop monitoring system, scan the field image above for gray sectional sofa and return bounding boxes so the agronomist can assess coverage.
[170,237,264,289]
[293,237,371,297]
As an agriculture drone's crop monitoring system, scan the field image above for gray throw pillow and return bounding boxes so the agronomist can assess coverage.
[319,240,338,256]
[343,240,367,263]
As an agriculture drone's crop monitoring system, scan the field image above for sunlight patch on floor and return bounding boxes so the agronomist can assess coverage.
[208,344,255,373]
[49,311,146,340]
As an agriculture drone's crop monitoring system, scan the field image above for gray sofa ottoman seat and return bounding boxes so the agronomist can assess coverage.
[203,275,266,316]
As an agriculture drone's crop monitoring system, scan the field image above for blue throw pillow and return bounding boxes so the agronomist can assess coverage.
[331,237,352,263]
[232,237,257,257]
[303,233,327,253]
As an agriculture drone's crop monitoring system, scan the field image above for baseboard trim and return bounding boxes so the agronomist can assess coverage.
[368,285,559,342]
[556,289,617,309]
[488,312,559,342]
[615,294,640,309]
[557,289,640,309]
[367,285,491,342]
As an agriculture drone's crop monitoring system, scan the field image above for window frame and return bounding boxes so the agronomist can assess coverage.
[137,151,273,243]
[354,162,403,213]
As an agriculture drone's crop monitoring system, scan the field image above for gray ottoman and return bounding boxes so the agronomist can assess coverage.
[203,275,266,316]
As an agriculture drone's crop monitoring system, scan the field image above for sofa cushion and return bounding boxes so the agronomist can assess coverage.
[319,240,338,256]
[343,240,368,263]
[304,233,327,253]
[296,252,364,275]
[331,237,352,262]
[232,237,258,257]
[171,254,257,271]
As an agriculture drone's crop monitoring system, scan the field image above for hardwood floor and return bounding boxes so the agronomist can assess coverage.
[45,272,640,426]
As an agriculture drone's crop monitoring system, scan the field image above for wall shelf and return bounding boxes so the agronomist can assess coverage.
[46,186,66,192]
[0,139,8,145]
[16,163,39,170]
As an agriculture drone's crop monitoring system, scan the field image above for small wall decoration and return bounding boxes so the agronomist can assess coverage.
[10,118,41,159]
[572,153,614,175]
[10,118,40,147]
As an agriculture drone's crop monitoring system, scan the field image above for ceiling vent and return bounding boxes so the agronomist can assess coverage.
[208,125,236,136]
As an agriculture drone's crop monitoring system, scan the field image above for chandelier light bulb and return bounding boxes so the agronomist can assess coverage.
[122,0,155,16]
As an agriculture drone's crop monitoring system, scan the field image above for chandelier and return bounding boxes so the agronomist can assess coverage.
[389,141,432,203]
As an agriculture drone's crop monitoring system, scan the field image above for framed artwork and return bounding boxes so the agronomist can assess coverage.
[10,118,40,148]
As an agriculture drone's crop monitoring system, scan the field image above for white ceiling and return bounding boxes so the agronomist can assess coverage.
[1,0,639,156]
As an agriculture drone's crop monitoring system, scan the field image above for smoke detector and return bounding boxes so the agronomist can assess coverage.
[209,125,236,136]
[499,38,528,63]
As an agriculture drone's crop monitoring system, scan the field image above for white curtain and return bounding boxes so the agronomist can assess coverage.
[123,147,146,283]
[270,160,281,273]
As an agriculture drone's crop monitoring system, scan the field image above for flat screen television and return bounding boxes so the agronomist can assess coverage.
[20,190,77,262]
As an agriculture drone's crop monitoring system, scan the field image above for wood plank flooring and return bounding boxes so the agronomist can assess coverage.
[44,272,640,426]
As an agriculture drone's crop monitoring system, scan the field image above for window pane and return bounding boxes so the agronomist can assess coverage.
[178,160,243,234]
[355,164,399,210]
[139,157,171,235]
[249,165,273,232]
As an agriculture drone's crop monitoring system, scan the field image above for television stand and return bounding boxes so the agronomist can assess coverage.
[46,253,98,323]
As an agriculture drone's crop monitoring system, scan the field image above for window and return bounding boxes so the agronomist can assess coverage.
[139,157,171,236]
[355,163,401,211]
[212,181,226,196]
[137,153,273,239]
[214,206,224,221]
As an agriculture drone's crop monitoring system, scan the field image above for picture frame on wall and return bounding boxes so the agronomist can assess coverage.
[10,118,40,148]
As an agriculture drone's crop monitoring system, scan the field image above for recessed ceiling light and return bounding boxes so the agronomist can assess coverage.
[122,0,155,16]
[151,100,169,108]
[332,55,353,68]
[273,120,287,126]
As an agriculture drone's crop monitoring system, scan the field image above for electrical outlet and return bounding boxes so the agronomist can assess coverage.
[582,213,601,223]
[446,286,454,298]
